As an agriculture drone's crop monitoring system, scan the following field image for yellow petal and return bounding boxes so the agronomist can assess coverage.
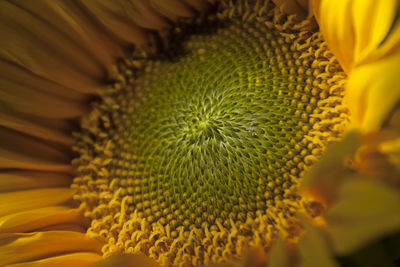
[35,223,86,233]
[0,188,74,217]
[0,231,102,266]
[126,0,171,29]
[75,0,150,45]
[12,0,125,68]
[0,1,103,78]
[0,171,72,193]
[301,131,360,205]
[0,78,89,119]
[0,207,83,233]
[81,0,168,32]
[0,128,72,171]
[313,0,354,72]
[351,0,399,66]
[297,218,339,267]
[368,18,400,63]
[0,106,73,146]
[240,246,267,267]
[93,254,162,267]
[345,52,400,132]
[379,137,400,169]
[150,0,195,21]
[266,238,291,267]
[315,0,399,72]
[0,60,87,102]
[7,252,102,267]
[326,177,400,255]
[0,2,100,94]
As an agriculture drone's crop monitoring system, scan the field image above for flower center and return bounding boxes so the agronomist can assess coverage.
[72,2,348,266]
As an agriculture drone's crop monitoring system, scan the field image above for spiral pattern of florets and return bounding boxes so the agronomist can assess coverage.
[72,1,348,266]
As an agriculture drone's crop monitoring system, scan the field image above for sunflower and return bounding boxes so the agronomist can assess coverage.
[1,0,399,267]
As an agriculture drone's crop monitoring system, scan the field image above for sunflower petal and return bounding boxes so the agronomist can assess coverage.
[345,52,400,132]
[0,106,73,146]
[301,131,360,205]
[312,0,354,72]
[0,231,102,266]
[6,252,102,267]
[314,0,399,72]
[35,223,86,233]
[80,0,168,33]
[0,207,84,233]
[74,0,150,45]
[311,0,321,22]
[369,18,400,63]
[126,0,171,29]
[0,188,75,218]
[351,0,399,66]
[239,246,266,267]
[150,0,195,21]
[0,60,87,101]
[379,137,400,170]
[93,254,162,267]
[0,171,72,193]
[0,128,72,171]
[325,177,400,255]
[0,2,101,94]
[266,238,291,267]
[0,78,89,119]
[12,0,125,68]
[297,218,339,267]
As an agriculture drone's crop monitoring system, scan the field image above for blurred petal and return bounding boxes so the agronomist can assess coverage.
[355,132,400,187]
[0,188,74,217]
[369,18,400,64]
[12,0,126,68]
[301,131,360,205]
[78,0,152,45]
[345,52,400,132]
[0,231,102,265]
[326,178,400,254]
[150,0,195,21]
[0,78,89,119]
[0,106,73,146]
[379,137,400,170]
[7,252,102,267]
[0,128,72,171]
[0,60,87,101]
[0,2,101,93]
[80,0,168,32]
[240,246,267,267]
[0,207,83,233]
[297,219,339,267]
[93,254,162,267]
[311,0,321,22]
[266,238,291,267]
[314,0,399,72]
[0,171,72,193]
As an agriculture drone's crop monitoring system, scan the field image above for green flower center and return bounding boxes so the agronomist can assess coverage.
[72,3,348,266]
[118,20,316,228]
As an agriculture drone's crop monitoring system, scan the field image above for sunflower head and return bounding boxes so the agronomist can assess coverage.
[1,0,400,267]
[72,2,349,266]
